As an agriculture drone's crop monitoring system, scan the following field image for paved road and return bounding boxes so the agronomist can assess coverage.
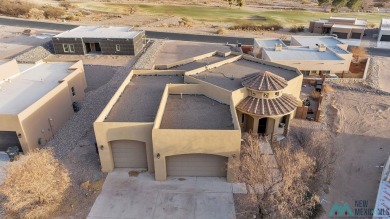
[0,16,254,45]
[1,16,389,56]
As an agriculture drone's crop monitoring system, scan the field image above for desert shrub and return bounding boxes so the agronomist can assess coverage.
[322,84,334,93]
[290,25,305,33]
[0,0,37,17]
[179,17,193,27]
[0,149,70,219]
[59,1,72,9]
[229,23,283,31]
[65,14,80,21]
[28,8,45,20]
[310,90,322,99]
[367,22,377,28]
[43,6,64,19]
[216,27,227,35]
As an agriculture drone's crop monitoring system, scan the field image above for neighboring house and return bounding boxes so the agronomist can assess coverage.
[378,18,390,48]
[0,60,86,152]
[309,17,367,39]
[373,156,390,219]
[52,26,145,55]
[254,36,352,76]
[94,51,302,182]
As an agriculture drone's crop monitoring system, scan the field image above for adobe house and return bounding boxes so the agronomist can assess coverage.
[254,36,353,76]
[309,17,366,39]
[52,26,145,55]
[378,18,390,48]
[94,51,302,182]
[0,60,86,152]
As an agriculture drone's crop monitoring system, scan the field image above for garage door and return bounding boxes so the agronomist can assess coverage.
[0,131,22,152]
[167,154,227,177]
[111,140,147,168]
[333,32,348,39]
[351,32,362,39]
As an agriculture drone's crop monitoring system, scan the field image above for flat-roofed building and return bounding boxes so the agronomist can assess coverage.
[378,18,390,48]
[309,17,367,39]
[94,50,302,182]
[52,26,145,55]
[0,60,86,152]
[254,36,353,76]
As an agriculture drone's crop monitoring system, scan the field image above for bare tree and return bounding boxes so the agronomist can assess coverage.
[0,148,70,219]
[349,47,368,62]
[229,133,319,218]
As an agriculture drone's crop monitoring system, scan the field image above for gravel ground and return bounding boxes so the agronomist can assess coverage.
[17,40,162,218]
[134,40,165,70]
[84,65,118,92]
[15,41,54,63]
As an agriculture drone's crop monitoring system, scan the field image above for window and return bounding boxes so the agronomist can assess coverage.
[63,44,69,53]
[63,44,75,53]
[69,44,75,53]
[71,87,76,96]
[263,93,269,98]
[275,92,279,96]
[251,91,256,96]
[241,114,245,123]
[116,44,121,51]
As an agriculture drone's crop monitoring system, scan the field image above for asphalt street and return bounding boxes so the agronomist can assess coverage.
[0,16,388,56]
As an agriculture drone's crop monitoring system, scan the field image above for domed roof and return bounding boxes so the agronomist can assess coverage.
[241,71,288,91]
[236,94,297,116]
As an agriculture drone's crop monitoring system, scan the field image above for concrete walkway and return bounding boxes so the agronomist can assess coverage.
[87,169,246,219]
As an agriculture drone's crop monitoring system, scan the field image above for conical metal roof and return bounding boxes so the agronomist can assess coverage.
[241,71,288,91]
[236,94,297,116]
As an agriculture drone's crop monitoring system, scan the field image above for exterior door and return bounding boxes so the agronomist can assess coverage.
[111,140,147,168]
[166,154,227,177]
[258,118,267,134]
[0,131,22,152]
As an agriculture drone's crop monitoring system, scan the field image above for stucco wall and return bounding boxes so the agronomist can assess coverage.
[0,60,19,80]
[94,122,154,172]
[152,129,241,181]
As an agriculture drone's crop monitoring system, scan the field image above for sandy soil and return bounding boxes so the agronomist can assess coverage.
[319,89,390,217]
[373,56,390,93]
[0,25,58,59]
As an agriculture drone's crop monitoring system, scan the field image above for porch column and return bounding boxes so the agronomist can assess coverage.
[252,116,259,134]
[272,117,281,142]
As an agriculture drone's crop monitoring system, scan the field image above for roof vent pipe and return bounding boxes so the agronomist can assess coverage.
[318,44,327,52]
[275,44,283,51]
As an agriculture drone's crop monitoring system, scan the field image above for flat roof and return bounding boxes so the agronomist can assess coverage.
[191,59,299,91]
[292,36,345,47]
[381,18,390,31]
[332,24,365,29]
[54,26,143,39]
[160,94,234,130]
[0,62,74,114]
[264,47,343,61]
[255,39,286,48]
[105,75,184,122]
[169,55,236,71]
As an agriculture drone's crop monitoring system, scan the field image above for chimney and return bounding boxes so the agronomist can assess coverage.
[275,44,283,51]
[318,44,326,52]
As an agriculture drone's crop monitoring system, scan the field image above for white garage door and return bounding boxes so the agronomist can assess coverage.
[111,140,147,168]
[167,154,227,177]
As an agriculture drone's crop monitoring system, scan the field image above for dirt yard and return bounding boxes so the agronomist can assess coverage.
[372,56,390,93]
[318,88,389,217]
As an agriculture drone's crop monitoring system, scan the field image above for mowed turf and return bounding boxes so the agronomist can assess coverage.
[77,2,388,27]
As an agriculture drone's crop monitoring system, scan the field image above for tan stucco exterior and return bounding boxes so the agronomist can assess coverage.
[94,54,303,182]
[308,17,366,39]
[0,60,86,152]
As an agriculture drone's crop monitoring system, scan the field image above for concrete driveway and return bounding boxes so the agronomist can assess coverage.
[0,152,9,184]
[88,169,244,219]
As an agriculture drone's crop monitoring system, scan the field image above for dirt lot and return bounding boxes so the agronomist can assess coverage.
[372,56,390,93]
[319,88,389,217]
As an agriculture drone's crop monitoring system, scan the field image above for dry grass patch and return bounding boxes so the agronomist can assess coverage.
[0,149,70,219]
[216,27,227,35]
[322,84,334,93]
[310,90,322,99]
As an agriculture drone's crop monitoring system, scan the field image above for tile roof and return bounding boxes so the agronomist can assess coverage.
[236,94,298,116]
[241,71,288,91]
